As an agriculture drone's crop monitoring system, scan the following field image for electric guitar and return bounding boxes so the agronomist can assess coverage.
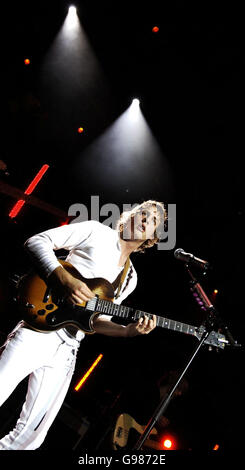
[16,260,227,349]
[112,413,162,450]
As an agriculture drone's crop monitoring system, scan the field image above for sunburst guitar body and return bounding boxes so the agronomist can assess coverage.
[17,260,114,333]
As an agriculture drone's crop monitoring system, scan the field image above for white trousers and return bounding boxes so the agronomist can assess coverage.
[0,323,82,450]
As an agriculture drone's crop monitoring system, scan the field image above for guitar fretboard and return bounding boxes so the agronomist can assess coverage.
[93,298,196,337]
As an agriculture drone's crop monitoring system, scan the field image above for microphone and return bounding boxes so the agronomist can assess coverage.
[174,248,210,270]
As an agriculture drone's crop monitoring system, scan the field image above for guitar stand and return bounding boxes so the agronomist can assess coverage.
[133,263,241,451]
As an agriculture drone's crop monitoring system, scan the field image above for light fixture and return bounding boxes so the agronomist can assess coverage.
[68,5,77,15]
[132,98,140,106]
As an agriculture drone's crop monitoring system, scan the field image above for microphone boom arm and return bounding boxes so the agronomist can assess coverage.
[132,253,241,452]
[185,264,241,348]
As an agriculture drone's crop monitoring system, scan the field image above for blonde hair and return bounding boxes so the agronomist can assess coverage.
[116,200,167,253]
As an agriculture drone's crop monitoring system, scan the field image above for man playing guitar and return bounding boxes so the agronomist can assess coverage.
[0,200,164,450]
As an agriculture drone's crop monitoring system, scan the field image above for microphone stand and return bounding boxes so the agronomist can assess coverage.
[133,263,241,451]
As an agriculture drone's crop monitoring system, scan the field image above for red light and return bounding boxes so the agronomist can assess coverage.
[214,289,218,294]
[8,164,49,218]
[160,435,176,450]
[152,26,159,33]
[213,444,219,451]
[9,200,26,218]
[24,58,30,65]
[163,439,172,449]
[60,219,69,226]
[74,354,103,391]
[24,164,49,195]
[78,127,84,134]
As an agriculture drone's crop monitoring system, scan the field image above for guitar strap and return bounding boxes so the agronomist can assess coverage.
[112,257,130,299]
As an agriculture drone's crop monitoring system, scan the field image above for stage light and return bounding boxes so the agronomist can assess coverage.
[24,58,30,65]
[67,5,78,29]
[132,98,140,107]
[9,200,26,218]
[152,26,159,33]
[74,354,103,391]
[71,97,174,203]
[68,5,77,15]
[8,164,49,218]
[162,438,173,449]
[213,444,220,451]
[60,219,69,226]
[128,98,140,122]
[78,127,84,134]
[160,434,177,450]
[24,164,49,195]
[40,0,108,143]
[214,289,218,294]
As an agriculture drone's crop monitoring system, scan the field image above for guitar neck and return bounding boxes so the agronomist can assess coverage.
[93,298,196,338]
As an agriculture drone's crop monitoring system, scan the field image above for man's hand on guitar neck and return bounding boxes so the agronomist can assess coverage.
[93,314,157,338]
[125,314,157,337]
[49,266,157,337]
[49,266,94,304]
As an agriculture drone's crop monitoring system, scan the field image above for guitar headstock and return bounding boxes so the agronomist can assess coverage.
[195,325,228,350]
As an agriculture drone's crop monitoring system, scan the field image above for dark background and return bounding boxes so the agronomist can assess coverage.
[0,0,244,453]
